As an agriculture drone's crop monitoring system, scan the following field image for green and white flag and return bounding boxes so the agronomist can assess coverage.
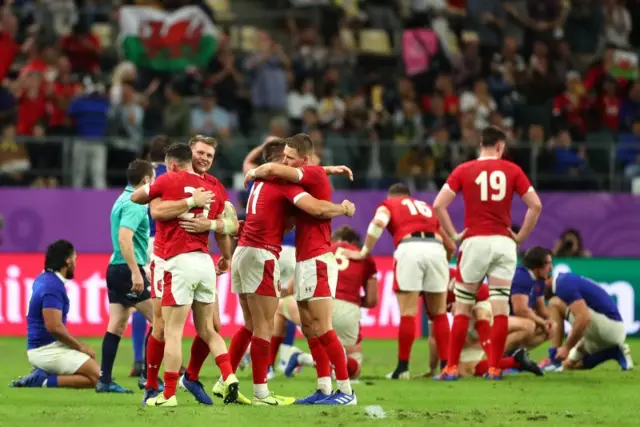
[119,6,219,72]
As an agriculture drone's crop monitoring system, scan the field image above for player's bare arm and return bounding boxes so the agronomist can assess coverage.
[180,201,239,235]
[214,232,233,274]
[43,308,95,358]
[293,193,355,219]
[511,294,547,329]
[323,165,354,181]
[433,186,466,242]
[242,136,275,174]
[511,190,542,244]
[344,206,390,261]
[440,226,456,261]
[535,295,551,320]
[557,299,591,360]
[246,163,300,187]
[361,276,379,308]
[118,227,144,293]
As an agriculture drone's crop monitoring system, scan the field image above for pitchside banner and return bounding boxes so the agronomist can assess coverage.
[0,255,639,338]
[1,190,640,256]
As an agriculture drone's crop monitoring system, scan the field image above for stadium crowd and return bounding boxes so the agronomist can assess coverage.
[0,0,639,191]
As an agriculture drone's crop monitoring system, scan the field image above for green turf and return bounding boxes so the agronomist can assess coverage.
[1,337,638,427]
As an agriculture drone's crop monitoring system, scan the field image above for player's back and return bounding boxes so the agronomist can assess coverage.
[239,179,292,256]
[446,158,532,239]
[556,273,622,321]
[332,241,377,306]
[294,164,332,260]
[151,171,224,259]
[380,196,440,246]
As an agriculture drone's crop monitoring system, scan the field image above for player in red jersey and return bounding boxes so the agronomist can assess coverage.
[226,138,354,405]
[342,183,455,379]
[130,142,239,407]
[246,133,357,405]
[422,268,543,378]
[277,226,378,380]
[433,126,542,380]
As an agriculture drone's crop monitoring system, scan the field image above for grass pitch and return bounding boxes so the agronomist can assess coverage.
[1,337,638,427]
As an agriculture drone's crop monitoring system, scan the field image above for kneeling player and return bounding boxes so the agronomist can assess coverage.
[542,270,633,371]
[283,226,378,380]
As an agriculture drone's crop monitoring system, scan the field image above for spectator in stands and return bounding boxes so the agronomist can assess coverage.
[0,124,30,186]
[565,0,605,72]
[616,117,640,182]
[552,129,592,189]
[14,71,47,136]
[68,78,110,189]
[604,0,632,48]
[393,99,424,146]
[0,6,19,82]
[191,88,231,139]
[245,32,289,131]
[287,77,318,131]
[599,76,621,134]
[48,56,81,136]
[108,81,144,185]
[619,82,640,132]
[60,20,102,76]
[21,41,58,83]
[396,143,431,191]
[524,0,566,55]
[424,93,459,140]
[453,32,482,90]
[162,82,191,138]
[466,0,505,57]
[35,0,78,41]
[553,228,591,258]
[318,83,345,130]
[460,79,497,131]
[553,72,589,140]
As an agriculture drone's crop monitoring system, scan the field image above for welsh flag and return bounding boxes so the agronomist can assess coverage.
[119,6,219,72]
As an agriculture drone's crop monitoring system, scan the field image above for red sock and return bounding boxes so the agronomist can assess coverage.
[319,330,349,381]
[251,337,270,385]
[163,371,180,399]
[346,357,360,379]
[474,360,490,376]
[308,337,332,378]
[398,315,416,362]
[268,336,284,367]
[185,336,210,381]
[474,356,519,377]
[229,327,253,372]
[145,335,165,390]
[447,314,470,367]
[474,319,492,359]
[215,353,233,381]
[431,314,450,363]
[490,315,509,369]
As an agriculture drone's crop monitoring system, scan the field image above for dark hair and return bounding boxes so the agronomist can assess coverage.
[286,133,314,156]
[388,183,411,197]
[148,135,172,162]
[332,225,361,246]
[44,240,75,272]
[126,159,154,186]
[480,126,507,147]
[262,138,287,163]
[522,246,552,269]
[165,142,192,164]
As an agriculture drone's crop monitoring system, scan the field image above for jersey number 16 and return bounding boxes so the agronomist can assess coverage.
[401,199,433,217]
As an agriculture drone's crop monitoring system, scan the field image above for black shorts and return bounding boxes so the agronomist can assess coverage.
[106,264,151,307]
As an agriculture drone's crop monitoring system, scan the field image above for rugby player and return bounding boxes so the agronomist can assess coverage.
[283,225,378,380]
[226,138,354,405]
[421,269,543,378]
[97,160,156,393]
[11,240,100,389]
[526,251,633,371]
[131,142,239,407]
[433,126,542,380]
[246,133,357,405]
[342,183,455,379]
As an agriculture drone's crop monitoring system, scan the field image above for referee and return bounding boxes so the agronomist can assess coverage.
[96,160,155,393]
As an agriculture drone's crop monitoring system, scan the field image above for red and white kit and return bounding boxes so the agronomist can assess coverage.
[332,241,377,346]
[445,158,533,283]
[148,171,228,306]
[378,196,449,294]
[232,179,307,298]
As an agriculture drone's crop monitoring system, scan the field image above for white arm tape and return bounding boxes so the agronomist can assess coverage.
[373,209,390,227]
[223,201,237,218]
[143,184,150,196]
[367,222,383,238]
[295,168,303,181]
[186,197,196,209]
[293,192,309,204]
[360,246,370,256]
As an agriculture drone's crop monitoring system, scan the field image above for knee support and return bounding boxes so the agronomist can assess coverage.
[489,287,510,302]
[454,283,476,305]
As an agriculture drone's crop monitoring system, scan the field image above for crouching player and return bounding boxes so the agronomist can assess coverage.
[280,226,378,380]
[539,270,633,371]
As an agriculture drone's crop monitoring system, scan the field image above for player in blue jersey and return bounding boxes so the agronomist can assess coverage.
[130,135,171,379]
[525,249,633,371]
[11,240,100,389]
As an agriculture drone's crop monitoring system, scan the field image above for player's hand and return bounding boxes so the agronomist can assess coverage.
[244,169,257,188]
[341,248,366,261]
[216,257,230,275]
[341,200,356,217]
[193,188,214,208]
[180,216,213,233]
[327,165,354,181]
[131,269,144,294]
[556,346,569,361]
[80,343,96,359]
[452,228,467,242]
[544,319,554,335]
[509,228,523,244]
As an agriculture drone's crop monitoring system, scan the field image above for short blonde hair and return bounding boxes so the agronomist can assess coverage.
[189,135,218,149]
